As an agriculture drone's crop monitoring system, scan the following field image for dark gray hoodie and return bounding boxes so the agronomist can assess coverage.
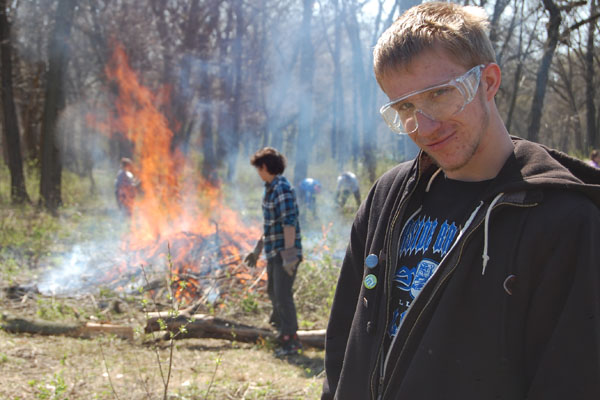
[322,137,600,400]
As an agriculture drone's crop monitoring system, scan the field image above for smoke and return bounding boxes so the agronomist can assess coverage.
[37,240,154,296]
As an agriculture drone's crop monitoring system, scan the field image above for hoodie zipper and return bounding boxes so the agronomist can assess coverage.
[370,169,423,400]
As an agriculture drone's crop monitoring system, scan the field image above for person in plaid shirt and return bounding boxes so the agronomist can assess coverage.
[245,147,303,356]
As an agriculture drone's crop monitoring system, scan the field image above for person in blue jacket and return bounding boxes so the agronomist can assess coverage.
[297,177,322,217]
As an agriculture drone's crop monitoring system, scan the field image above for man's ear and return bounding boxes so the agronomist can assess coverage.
[482,63,501,101]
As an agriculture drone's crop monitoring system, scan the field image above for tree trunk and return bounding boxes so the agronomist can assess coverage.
[0,0,29,204]
[331,0,343,166]
[1,316,134,340]
[225,2,245,182]
[505,1,538,133]
[144,312,325,348]
[39,0,77,212]
[345,0,377,181]
[488,0,511,49]
[293,0,315,185]
[201,109,217,183]
[527,0,561,143]
[552,55,583,152]
[585,0,598,149]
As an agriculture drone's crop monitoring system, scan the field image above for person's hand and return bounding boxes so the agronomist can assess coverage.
[244,238,264,268]
[280,248,299,276]
[244,252,258,268]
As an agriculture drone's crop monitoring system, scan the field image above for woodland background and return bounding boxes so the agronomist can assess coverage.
[0,1,599,398]
[0,0,599,210]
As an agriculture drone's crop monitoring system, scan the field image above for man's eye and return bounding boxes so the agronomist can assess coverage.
[431,87,453,98]
[394,102,414,112]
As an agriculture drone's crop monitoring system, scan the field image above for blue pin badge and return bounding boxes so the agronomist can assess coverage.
[365,254,378,269]
[363,274,377,289]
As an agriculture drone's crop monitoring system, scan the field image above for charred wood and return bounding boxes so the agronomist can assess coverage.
[0,315,134,340]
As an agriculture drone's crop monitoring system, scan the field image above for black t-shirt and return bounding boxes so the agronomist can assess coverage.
[384,172,493,353]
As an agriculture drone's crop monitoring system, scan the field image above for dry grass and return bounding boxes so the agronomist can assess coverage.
[0,166,356,400]
[0,289,326,400]
[0,332,325,399]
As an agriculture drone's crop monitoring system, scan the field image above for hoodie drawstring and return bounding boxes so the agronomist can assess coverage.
[482,192,504,275]
[422,168,504,275]
[425,168,442,193]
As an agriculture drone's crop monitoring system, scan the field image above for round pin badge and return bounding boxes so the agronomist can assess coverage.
[363,274,377,289]
[365,254,378,269]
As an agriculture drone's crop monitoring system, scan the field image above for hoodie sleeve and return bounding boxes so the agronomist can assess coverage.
[525,196,600,399]
[321,182,376,399]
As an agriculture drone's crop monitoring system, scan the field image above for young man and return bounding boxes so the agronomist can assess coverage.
[245,147,303,356]
[322,3,600,399]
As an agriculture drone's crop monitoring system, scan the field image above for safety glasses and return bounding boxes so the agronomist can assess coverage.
[379,64,484,134]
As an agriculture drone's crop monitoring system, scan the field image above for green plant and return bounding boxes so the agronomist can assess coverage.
[28,370,68,400]
[240,292,259,313]
[294,257,340,328]
[36,298,77,321]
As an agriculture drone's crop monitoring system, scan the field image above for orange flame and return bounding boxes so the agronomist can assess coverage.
[97,44,263,300]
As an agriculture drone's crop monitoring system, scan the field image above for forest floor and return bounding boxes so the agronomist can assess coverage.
[0,199,354,400]
[0,294,326,400]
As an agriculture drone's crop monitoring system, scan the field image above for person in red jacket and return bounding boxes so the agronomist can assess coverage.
[114,157,140,216]
[322,2,600,399]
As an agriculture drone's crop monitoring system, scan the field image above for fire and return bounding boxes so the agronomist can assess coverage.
[96,44,263,302]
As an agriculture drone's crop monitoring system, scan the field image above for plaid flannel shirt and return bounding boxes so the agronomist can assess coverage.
[262,175,302,260]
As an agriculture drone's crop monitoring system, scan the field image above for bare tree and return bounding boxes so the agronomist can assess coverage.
[504,1,540,133]
[0,0,29,203]
[39,0,77,212]
[293,0,316,185]
[526,0,562,143]
[585,0,598,149]
[551,49,585,152]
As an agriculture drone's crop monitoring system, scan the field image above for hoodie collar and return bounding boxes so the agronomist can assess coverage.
[415,136,600,206]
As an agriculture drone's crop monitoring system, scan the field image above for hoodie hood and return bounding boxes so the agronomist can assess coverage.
[417,136,600,206]
[503,137,600,206]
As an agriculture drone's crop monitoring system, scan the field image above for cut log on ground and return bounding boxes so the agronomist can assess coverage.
[0,316,134,340]
[145,312,325,349]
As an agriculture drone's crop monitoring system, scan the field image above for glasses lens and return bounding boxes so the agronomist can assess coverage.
[383,84,465,133]
[417,85,466,120]
[381,105,408,133]
[380,65,483,134]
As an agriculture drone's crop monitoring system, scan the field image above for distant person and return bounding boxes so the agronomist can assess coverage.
[335,171,361,208]
[297,177,322,217]
[244,147,303,357]
[588,149,599,168]
[114,157,140,216]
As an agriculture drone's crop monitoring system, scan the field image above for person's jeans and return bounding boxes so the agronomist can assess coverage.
[266,253,299,336]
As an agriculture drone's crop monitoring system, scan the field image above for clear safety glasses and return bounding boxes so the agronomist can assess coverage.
[379,64,484,135]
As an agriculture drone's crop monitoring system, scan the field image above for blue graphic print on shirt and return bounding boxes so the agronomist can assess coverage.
[399,216,457,258]
[388,216,459,338]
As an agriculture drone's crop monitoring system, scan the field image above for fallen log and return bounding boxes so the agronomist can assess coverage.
[144,312,325,348]
[0,316,134,340]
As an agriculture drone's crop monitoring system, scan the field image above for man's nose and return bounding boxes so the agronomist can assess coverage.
[414,110,441,136]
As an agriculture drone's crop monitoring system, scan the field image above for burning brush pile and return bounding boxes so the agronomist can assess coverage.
[42,45,264,304]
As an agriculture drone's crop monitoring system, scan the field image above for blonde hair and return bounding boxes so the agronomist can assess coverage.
[373,2,496,86]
